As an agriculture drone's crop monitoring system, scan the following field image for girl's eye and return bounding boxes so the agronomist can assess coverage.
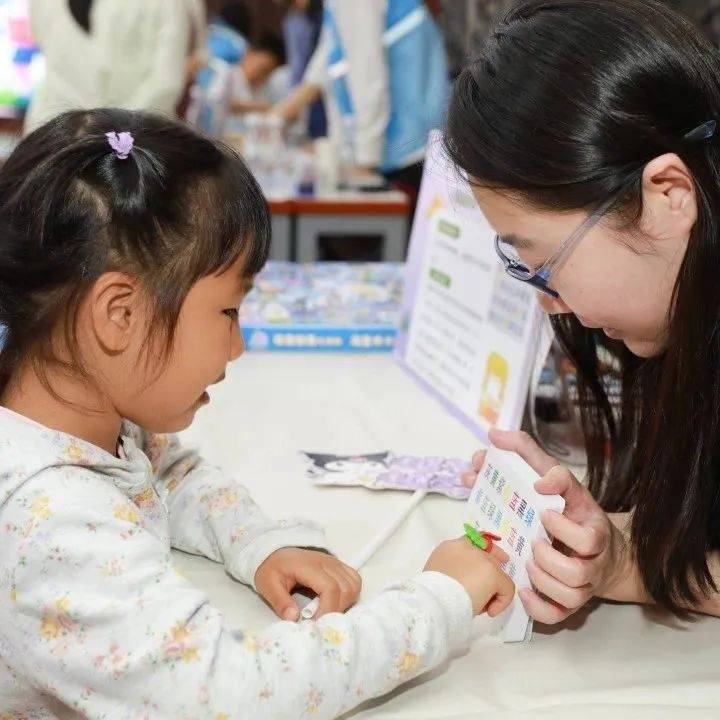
[223,308,239,320]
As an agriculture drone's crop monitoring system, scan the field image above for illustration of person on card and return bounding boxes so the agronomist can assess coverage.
[478,351,509,425]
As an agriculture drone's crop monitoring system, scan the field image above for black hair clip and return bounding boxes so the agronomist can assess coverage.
[684,119,717,142]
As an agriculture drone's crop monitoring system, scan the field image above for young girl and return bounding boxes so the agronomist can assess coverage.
[0,108,513,718]
[450,0,720,621]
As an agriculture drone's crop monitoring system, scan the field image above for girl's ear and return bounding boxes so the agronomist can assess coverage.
[640,153,698,244]
[87,272,144,354]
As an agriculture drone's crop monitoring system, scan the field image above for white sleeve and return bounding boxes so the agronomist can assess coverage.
[0,468,474,719]
[302,25,330,88]
[137,429,329,588]
[127,0,190,113]
[333,0,389,167]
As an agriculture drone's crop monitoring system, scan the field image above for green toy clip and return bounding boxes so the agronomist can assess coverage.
[463,523,501,552]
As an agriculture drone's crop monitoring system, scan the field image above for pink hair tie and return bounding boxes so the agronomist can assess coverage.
[105,131,135,160]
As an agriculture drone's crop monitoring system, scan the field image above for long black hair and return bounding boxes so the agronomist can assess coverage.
[444,0,720,611]
[0,108,269,395]
[68,0,92,32]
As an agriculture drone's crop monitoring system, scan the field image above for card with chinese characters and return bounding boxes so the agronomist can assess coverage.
[467,448,565,642]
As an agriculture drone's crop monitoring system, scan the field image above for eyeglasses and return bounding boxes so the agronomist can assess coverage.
[494,177,638,298]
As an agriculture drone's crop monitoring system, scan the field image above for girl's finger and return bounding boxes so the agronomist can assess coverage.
[484,568,515,617]
[526,560,592,611]
[257,573,300,621]
[319,567,358,613]
[541,508,608,557]
[293,565,342,618]
[488,544,510,565]
[471,449,487,471]
[535,466,599,523]
[518,587,571,625]
[461,469,478,488]
[531,538,596,588]
[336,564,363,600]
[488,429,557,475]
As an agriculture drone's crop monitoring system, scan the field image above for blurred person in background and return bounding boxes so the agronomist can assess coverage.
[228,33,288,114]
[186,0,253,135]
[281,0,326,137]
[25,0,190,133]
[273,0,449,194]
[207,0,251,65]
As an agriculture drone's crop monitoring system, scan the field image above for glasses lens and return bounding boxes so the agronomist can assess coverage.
[496,236,533,280]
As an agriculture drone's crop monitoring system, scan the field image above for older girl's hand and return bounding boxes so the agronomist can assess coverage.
[462,428,627,623]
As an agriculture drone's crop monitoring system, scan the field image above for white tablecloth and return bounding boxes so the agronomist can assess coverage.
[170,354,720,719]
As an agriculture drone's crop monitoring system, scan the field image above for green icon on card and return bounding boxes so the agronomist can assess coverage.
[429,268,452,288]
[438,219,460,239]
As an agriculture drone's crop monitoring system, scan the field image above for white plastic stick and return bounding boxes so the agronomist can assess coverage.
[299,489,428,620]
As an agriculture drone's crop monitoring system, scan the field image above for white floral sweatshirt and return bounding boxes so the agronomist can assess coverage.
[0,408,473,719]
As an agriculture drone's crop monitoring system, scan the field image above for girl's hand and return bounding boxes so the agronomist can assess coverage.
[255,548,362,621]
[424,537,515,616]
[462,428,627,624]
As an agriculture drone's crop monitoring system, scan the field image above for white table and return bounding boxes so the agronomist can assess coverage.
[173,354,720,720]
